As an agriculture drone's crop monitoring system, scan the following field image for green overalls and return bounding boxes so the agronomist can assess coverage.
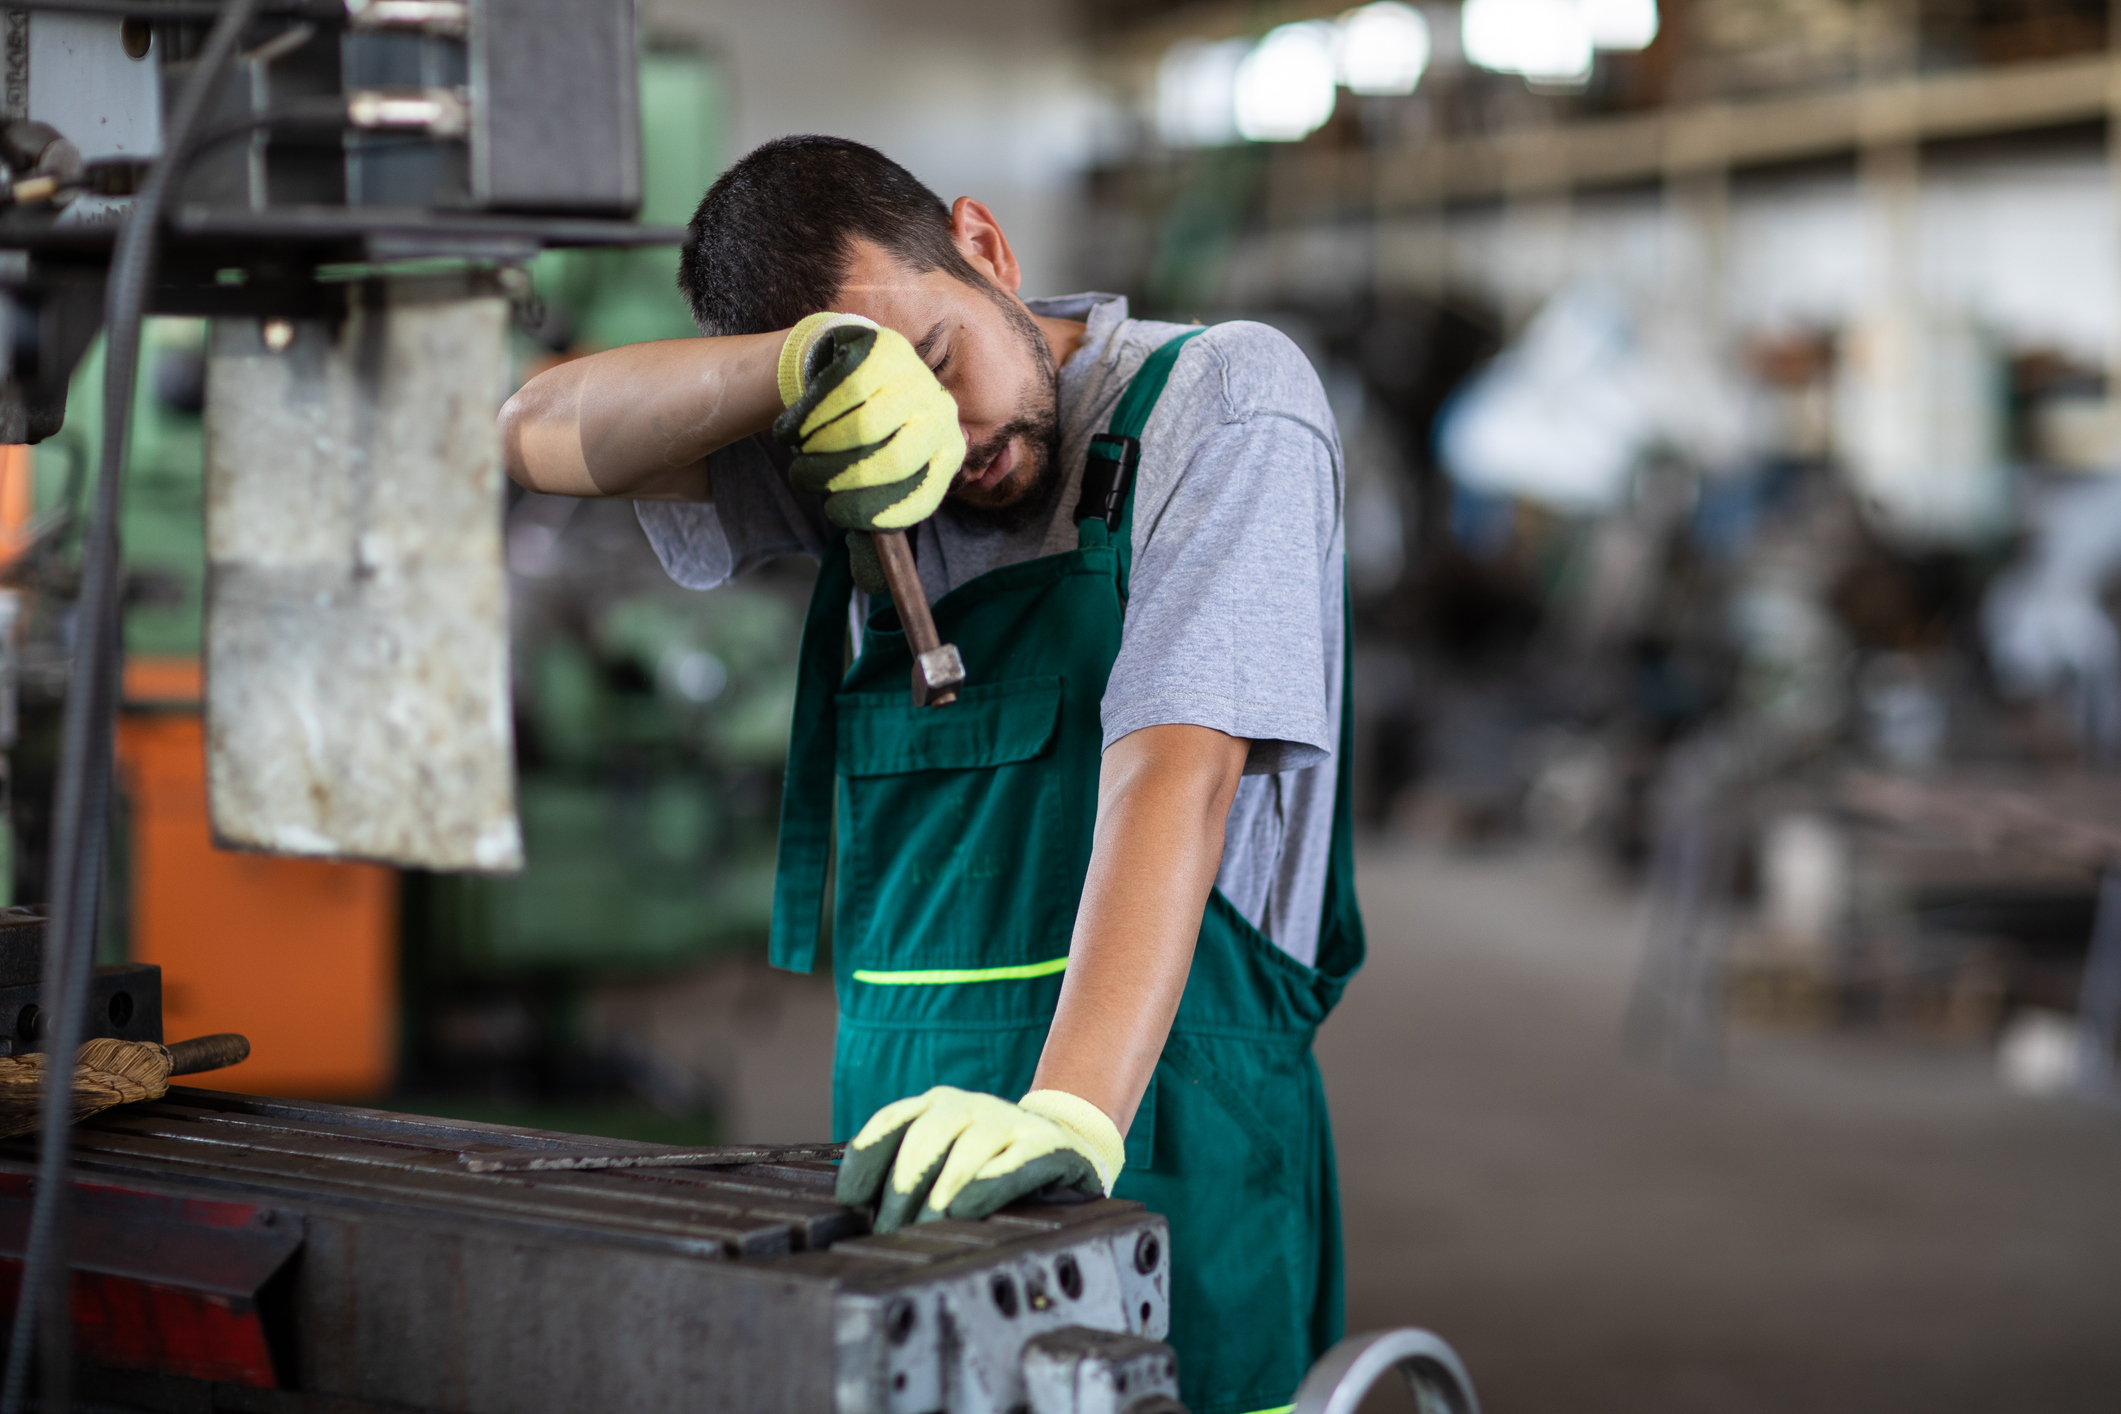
[771,332,1366,1414]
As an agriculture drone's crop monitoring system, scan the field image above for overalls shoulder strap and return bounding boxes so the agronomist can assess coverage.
[1076,327,1205,595]
[769,530,853,973]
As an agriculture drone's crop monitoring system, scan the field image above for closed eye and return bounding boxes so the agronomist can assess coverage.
[915,320,949,376]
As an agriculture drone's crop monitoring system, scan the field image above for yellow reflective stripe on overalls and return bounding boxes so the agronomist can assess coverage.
[851,957,1069,985]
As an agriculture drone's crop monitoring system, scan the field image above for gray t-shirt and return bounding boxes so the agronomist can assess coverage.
[637,294,1345,964]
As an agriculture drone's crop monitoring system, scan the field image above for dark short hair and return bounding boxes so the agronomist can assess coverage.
[677,135,983,336]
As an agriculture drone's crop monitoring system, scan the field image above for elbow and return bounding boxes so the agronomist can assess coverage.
[497,369,616,498]
[497,390,537,491]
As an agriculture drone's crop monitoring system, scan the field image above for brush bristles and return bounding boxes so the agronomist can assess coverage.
[0,1039,177,1138]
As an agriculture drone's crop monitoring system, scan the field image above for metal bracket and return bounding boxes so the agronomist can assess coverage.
[1022,1326,1182,1414]
[1075,433,1139,531]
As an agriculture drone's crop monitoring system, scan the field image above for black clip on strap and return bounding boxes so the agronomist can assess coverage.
[1076,432,1140,531]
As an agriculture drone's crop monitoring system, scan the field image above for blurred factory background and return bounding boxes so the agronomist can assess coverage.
[6,0,2119,1407]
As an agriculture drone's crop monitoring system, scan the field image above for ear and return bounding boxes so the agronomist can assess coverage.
[949,197,1022,293]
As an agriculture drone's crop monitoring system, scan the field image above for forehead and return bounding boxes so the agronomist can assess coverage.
[830,239,968,332]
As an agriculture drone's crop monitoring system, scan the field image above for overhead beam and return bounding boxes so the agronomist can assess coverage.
[1369,52,2115,209]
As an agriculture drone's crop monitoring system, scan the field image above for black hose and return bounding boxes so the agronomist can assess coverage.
[0,1,263,1407]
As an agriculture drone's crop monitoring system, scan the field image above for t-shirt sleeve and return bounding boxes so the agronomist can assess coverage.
[634,432,829,590]
[1101,325,1342,775]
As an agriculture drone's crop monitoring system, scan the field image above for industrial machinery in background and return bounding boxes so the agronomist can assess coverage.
[400,523,807,1122]
[4,24,794,1122]
[0,0,680,1405]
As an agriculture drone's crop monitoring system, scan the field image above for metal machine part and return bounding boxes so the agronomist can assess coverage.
[16,13,162,162]
[0,1089,1172,1414]
[460,1143,848,1173]
[843,1209,1171,1414]
[1022,1327,1184,1414]
[0,252,103,443]
[466,0,639,214]
[0,1,676,450]
[4,0,639,216]
[1290,1328,1482,1414]
[0,965,162,1056]
[0,1170,303,1388]
[0,912,163,1055]
[203,273,520,871]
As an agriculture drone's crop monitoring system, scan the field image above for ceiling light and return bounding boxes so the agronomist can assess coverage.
[1461,0,1594,84]
[1336,2,1431,96]
[1583,0,1659,50]
[1234,22,1339,142]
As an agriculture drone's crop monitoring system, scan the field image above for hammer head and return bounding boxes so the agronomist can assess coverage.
[914,644,966,707]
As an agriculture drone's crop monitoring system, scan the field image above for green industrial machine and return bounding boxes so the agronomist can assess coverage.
[430,574,800,976]
[31,319,211,662]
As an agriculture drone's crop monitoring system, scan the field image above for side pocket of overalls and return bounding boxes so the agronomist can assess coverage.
[1130,888,1348,1411]
[1125,1029,1316,1410]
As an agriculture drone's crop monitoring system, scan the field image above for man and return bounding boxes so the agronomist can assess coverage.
[500,135,1363,1414]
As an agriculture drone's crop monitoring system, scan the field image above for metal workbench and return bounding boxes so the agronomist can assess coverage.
[0,1089,1171,1414]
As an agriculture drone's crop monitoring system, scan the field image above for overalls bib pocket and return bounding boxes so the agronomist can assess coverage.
[834,674,1071,981]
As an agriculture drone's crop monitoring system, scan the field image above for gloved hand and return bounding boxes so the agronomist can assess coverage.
[774,311,965,535]
[836,1085,1126,1232]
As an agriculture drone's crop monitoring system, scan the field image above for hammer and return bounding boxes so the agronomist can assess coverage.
[870,530,964,707]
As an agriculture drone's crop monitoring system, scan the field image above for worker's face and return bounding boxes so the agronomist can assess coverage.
[832,209,1061,526]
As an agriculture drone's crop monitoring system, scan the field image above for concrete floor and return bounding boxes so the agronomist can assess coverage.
[1326,843,2121,1414]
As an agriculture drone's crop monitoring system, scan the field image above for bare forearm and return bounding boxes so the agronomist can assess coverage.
[1031,724,1247,1134]
[498,331,787,500]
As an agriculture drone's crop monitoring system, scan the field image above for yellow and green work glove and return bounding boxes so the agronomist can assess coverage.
[774,312,965,592]
[836,1086,1126,1232]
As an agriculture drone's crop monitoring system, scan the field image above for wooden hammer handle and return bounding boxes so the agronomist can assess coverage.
[870,531,965,707]
[167,1033,250,1076]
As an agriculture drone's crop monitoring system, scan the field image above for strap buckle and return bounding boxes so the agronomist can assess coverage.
[1076,432,1140,531]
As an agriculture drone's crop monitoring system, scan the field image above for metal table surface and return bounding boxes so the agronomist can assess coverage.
[0,1089,1172,1414]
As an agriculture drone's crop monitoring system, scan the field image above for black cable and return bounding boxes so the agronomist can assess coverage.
[187,95,356,156]
[0,1,263,1407]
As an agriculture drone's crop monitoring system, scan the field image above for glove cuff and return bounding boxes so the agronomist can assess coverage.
[778,312,878,407]
[1019,1089,1125,1196]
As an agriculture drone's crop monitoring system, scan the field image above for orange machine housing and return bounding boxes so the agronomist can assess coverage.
[114,658,397,1098]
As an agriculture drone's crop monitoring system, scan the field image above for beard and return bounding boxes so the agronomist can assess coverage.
[945,289,1066,536]
[949,409,1064,535]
